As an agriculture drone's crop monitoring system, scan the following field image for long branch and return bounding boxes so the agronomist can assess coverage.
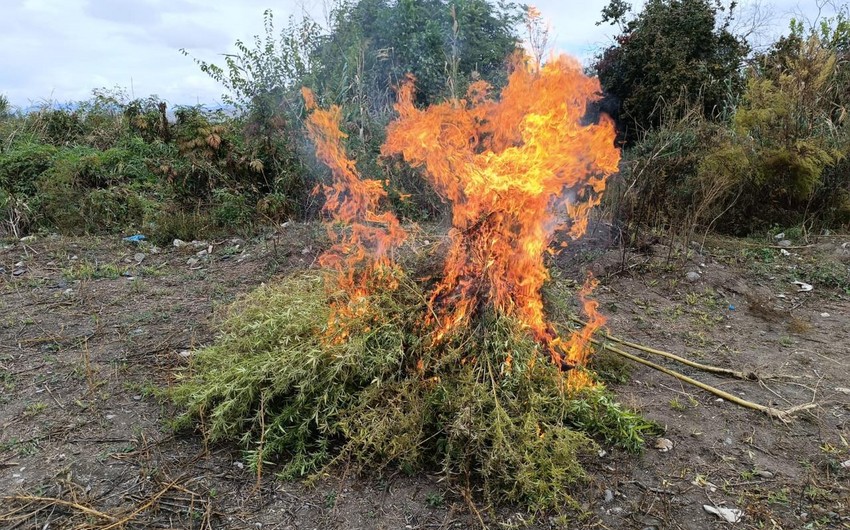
[568,316,757,380]
[590,338,815,423]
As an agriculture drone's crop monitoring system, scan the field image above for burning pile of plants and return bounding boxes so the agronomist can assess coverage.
[172,54,657,512]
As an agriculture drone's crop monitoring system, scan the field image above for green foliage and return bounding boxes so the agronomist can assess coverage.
[726,33,849,231]
[0,142,58,196]
[595,0,749,143]
[607,107,746,243]
[148,209,212,247]
[172,273,656,513]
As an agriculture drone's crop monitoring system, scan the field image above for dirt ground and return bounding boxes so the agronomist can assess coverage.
[1,223,848,529]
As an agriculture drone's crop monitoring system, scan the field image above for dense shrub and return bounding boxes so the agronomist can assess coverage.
[595,0,749,144]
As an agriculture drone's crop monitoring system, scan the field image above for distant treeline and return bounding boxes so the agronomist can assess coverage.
[1,0,848,242]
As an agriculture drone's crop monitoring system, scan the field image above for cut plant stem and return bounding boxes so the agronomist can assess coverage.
[568,316,757,381]
[591,338,815,423]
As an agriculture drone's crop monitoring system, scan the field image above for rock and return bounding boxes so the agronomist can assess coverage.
[777,239,792,248]
[134,253,145,263]
[196,249,208,257]
[754,470,774,478]
[654,438,674,452]
[774,232,785,240]
[12,268,26,276]
[703,505,743,523]
[686,271,701,282]
[173,239,186,248]
[187,257,200,267]
[604,489,615,503]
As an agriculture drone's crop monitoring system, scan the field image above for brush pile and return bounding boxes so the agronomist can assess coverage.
[173,54,656,512]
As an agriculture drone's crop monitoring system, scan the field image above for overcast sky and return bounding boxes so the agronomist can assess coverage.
[0,0,831,108]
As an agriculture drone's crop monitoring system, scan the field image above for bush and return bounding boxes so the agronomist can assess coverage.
[0,142,58,196]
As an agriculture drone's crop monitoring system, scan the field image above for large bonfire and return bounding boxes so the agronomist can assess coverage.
[307,54,620,384]
[174,52,654,513]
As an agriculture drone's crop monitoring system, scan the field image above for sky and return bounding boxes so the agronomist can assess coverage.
[0,0,833,108]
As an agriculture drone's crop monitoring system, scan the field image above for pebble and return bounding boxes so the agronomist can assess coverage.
[777,239,792,248]
[173,239,186,247]
[686,271,701,282]
[604,489,615,503]
[134,253,145,263]
[754,470,774,478]
[187,257,200,266]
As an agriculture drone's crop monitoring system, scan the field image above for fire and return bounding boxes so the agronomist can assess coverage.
[382,54,620,375]
[304,52,619,387]
[302,88,407,341]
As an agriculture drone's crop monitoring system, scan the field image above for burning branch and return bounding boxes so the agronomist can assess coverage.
[382,55,620,382]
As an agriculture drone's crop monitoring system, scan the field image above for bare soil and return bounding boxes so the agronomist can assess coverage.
[1,224,848,529]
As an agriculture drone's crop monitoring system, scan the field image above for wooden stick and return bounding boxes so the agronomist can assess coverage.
[591,339,815,423]
[1,496,116,522]
[568,316,757,381]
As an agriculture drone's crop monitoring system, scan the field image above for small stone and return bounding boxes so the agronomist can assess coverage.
[63,288,74,297]
[723,437,733,446]
[841,459,850,469]
[14,261,24,267]
[234,461,244,470]
[820,312,830,318]
[106,414,116,420]
[654,438,674,452]
[134,253,145,263]
[774,232,785,240]
[777,239,792,248]
[187,257,200,266]
[132,395,141,401]
[754,470,774,478]
[12,268,25,276]
[686,271,701,282]
[604,489,615,503]
[178,350,191,358]
[173,239,186,247]
[196,249,208,257]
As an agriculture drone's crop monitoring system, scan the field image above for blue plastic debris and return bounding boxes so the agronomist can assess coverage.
[728,304,736,311]
[123,234,146,243]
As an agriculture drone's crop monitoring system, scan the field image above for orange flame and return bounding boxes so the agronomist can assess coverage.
[302,88,407,340]
[382,54,620,375]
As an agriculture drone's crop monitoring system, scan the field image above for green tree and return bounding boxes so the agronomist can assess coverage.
[594,0,749,143]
